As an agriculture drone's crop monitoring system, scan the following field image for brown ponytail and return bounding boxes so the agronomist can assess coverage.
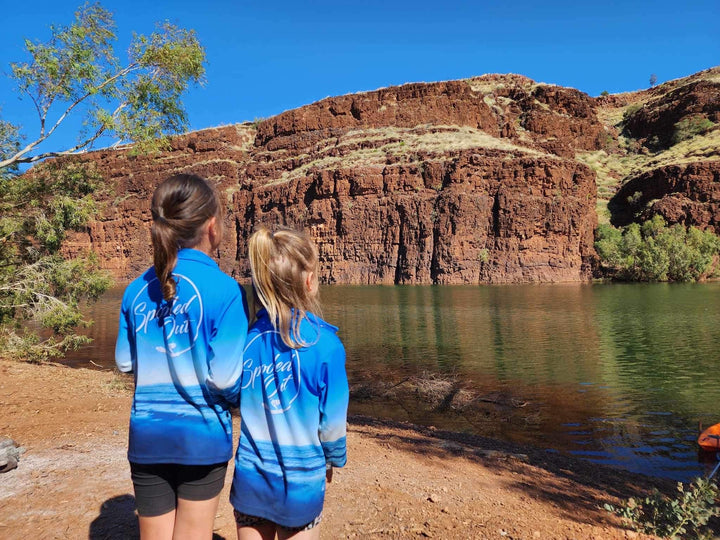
[150,174,221,302]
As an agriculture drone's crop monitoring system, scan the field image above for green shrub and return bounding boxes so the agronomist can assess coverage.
[622,104,642,124]
[672,115,715,145]
[604,477,720,539]
[595,215,720,282]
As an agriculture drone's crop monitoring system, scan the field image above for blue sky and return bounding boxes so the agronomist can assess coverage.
[1,0,718,156]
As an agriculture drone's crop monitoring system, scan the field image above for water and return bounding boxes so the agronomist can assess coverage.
[73,282,720,481]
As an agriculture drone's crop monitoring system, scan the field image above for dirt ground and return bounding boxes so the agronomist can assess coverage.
[0,359,667,539]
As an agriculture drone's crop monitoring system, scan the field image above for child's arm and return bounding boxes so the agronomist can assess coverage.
[318,339,349,468]
[114,292,134,373]
[205,283,249,405]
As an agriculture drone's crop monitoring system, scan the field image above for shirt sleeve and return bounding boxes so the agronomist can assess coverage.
[205,282,249,405]
[114,291,134,373]
[318,338,349,467]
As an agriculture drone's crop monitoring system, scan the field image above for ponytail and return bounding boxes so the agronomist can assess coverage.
[150,174,220,302]
[249,227,320,349]
[150,208,180,301]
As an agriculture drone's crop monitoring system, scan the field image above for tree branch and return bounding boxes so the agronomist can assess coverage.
[0,63,139,169]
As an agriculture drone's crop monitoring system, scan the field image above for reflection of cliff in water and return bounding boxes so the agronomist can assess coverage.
[325,284,611,442]
[320,283,720,480]
[71,282,720,480]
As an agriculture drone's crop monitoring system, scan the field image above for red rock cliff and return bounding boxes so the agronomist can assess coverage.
[60,74,607,284]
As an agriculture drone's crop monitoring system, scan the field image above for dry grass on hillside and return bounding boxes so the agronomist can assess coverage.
[582,68,720,222]
[271,125,550,185]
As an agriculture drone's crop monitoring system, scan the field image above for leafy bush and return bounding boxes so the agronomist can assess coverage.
[605,477,720,539]
[595,215,720,282]
[0,162,112,361]
[672,115,715,145]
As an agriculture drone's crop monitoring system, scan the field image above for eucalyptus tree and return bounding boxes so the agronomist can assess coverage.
[0,2,207,361]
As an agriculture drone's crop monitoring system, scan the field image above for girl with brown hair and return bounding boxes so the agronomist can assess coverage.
[116,174,248,539]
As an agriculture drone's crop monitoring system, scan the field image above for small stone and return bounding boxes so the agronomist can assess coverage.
[427,494,439,503]
[0,437,23,474]
[0,455,18,473]
[0,437,15,450]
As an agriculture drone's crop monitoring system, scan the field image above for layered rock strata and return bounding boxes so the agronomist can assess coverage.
[57,70,720,284]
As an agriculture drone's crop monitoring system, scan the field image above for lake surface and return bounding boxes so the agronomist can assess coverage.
[72,282,720,482]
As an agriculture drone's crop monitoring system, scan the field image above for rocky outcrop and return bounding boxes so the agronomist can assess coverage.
[234,151,596,284]
[62,125,254,279]
[610,161,720,232]
[622,80,720,148]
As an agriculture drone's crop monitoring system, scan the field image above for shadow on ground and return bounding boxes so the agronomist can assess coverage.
[89,494,139,540]
[348,414,677,529]
[88,494,227,540]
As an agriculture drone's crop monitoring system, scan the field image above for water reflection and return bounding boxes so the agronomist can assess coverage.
[71,282,720,481]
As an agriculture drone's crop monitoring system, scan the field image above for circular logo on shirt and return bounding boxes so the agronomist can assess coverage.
[131,274,204,359]
[241,330,301,414]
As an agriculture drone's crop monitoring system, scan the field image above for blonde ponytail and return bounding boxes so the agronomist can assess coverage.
[248,227,320,349]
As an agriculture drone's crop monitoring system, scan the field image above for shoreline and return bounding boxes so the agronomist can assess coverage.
[0,358,667,539]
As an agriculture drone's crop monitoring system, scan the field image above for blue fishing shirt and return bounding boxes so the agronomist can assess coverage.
[230,309,349,527]
[115,248,248,465]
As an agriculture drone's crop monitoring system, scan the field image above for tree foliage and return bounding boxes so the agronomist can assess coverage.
[0,3,207,361]
[1,2,205,168]
[595,215,720,282]
[0,161,112,361]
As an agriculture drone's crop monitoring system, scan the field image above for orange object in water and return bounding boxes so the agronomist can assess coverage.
[698,423,720,452]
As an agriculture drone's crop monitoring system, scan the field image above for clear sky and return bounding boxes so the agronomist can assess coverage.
[1,0,718,156]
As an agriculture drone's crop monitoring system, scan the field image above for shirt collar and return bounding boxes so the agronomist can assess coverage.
[177,248,220,269]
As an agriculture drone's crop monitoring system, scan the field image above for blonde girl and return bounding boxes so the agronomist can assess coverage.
[116,174,248,539]
[230,227,349,540]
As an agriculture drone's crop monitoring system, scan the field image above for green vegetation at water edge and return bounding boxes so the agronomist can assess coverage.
[605,477,720,539]
[595,215,720,282]
[0,162,112,361]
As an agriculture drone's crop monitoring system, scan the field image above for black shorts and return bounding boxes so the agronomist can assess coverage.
[130,462,228,517]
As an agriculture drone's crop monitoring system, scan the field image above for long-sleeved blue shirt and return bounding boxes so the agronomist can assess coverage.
[115,248,248,465]
[230,309,349,527]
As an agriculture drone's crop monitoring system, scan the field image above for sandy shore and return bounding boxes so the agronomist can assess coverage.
[0,358,666,539]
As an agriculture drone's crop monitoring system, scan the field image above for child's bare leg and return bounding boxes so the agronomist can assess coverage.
[237,522,277,540]
[172,495,221,540]
[277,526,320,540]
[138,510,176,540]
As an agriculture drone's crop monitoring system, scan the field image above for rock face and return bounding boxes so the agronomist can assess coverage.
[62,75,602,284]
[58,70,719,284]
[62,125,254,280]
[622,80,720,148]
[235,151,596,284]
[610,161,720,232]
